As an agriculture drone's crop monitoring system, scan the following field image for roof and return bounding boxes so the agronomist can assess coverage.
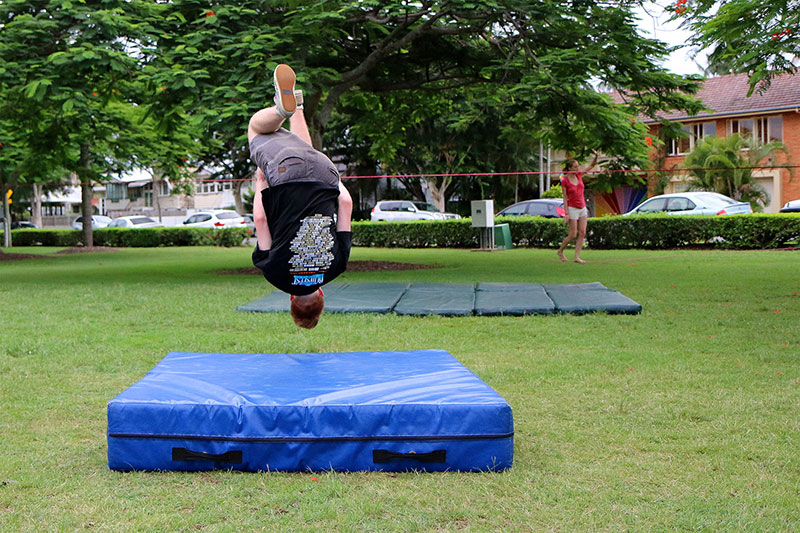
[610,72,800,123]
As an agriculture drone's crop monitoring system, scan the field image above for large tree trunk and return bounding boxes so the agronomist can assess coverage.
[79,144,93,247]
[31,183,43,228]
[233,179,244,214]
[426,177,452,213]
[2,183,12,248]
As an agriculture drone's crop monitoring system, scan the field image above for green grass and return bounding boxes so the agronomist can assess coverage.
[1,245,798,531]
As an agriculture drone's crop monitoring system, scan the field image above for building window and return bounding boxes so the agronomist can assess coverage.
[107,183,127,202]
[729,115,782,143]
[159,180,170,196]
[668,121,716,156]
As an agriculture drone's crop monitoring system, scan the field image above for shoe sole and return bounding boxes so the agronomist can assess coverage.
[274,64,296,116]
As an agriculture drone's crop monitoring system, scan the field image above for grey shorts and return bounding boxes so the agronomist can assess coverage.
[249,128,340,188]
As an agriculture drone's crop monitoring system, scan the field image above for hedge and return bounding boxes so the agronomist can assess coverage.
[0,227,250,248]
[4,215,799,250]
[351,214,800,250]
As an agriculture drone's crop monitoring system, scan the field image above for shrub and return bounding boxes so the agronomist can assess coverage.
[2,227,249,248]
[351,214,800,250]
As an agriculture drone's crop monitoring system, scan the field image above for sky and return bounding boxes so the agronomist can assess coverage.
[633,1,708,76]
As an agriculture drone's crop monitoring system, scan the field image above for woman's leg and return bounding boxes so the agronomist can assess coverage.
[557,218,578,262]
[574,216,588,263]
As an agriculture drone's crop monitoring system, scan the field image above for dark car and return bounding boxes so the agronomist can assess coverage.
[0,218,38,229]
[497,199,565,218]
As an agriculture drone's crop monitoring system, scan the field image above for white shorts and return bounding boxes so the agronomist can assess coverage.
[568,206,588,220]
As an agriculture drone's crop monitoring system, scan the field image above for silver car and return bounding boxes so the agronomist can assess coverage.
[108,216,163,228]
[182,210,247,228]
[72,215,113,229]
[370,200,460,221]
[624,192,753,216]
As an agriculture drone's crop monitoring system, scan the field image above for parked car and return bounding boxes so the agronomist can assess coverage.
[12,221,39,229]
[497,199,565,218]
[623,192,753,216]
[0,218,38,229]
[370,200,461,221]
[72,215,113,229]
[779,199,800,213]
[108,216,163,228]
[182,210,247,228]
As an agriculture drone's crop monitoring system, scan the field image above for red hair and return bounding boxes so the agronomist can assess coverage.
[290,290,324,329]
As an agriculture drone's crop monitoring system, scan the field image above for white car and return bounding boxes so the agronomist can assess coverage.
[108,216,163,228]
[624,192,753,216]
[72,215,113,230]
[182,210,247,228]
[370,200,461,221]
[779,199,800,213]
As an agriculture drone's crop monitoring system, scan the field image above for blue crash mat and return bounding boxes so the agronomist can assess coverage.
[107,350,514,473]
[238,282,641,316]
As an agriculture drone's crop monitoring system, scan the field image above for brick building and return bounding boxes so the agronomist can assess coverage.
[640,72,800,213]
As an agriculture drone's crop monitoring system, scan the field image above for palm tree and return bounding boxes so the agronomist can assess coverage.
[684,134,788,210]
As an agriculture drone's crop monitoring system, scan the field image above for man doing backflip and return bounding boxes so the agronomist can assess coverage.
[248,64,353,329]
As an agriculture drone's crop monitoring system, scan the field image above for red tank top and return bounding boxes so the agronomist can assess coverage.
[560,172,586,209]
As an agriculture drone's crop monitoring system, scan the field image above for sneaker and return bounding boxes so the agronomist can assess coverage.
[273,64,296,118]
[294,89,304,109]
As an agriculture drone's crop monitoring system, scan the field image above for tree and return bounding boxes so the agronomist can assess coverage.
[678,0,799,94]
[0,1,167,246]
[684,134,788,210]
[146,1,703,212]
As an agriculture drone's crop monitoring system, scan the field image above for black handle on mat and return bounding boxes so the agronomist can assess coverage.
[372,449,446,464]
[172,447,243,464]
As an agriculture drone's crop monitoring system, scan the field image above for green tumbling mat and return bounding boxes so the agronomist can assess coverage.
[238,282,641,316]
[393,283,476,316]
[474,283,556,316]
[543,282,643,315]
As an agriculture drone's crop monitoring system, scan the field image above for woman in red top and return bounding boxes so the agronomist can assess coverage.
[557,158,590,263]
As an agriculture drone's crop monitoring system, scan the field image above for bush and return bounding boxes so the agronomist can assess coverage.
[352,214,800,250]
[1,227,250,248]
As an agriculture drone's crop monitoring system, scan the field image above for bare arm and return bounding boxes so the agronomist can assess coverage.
[253,167,272,250]
[336,181,353,232]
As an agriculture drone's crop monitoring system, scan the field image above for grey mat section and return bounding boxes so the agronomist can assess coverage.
[238,282,641,316]
[323,282,410,313]
[393,283,477,316]
[236,291,291,312]
[474,283,556,316]
[543,282,642,315]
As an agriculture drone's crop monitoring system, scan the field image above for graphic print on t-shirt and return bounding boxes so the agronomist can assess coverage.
[289,214,335,287]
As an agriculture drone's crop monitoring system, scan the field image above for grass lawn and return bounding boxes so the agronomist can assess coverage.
[1,245,798,531]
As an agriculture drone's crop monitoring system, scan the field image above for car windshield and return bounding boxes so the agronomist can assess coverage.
[96,216,112,223]
[216,211,239,219]
[132,217,155,225]
[413,202,439,212]
[695,193,735,206]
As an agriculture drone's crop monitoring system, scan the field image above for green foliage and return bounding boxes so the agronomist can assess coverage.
[350,214,800,250]
[684,134,789,209]
[588,214,800,249]
[3,227,249,248]
[542,184,563,199]
[678,0,800,93]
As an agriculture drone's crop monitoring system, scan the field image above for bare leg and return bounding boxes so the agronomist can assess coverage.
[574,216,587,263]
[248,107,286,143]
[557,218,577,262]
[289,108,313,147]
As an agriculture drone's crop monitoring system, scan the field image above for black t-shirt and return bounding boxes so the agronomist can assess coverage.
[252,182,351,295]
